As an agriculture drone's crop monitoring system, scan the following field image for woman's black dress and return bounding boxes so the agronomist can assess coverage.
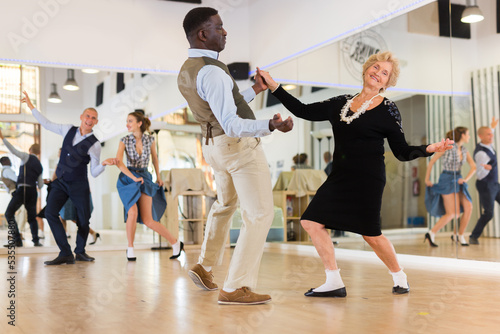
[273,86,432,236]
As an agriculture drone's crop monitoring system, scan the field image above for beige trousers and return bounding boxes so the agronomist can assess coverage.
[200,135,274,290]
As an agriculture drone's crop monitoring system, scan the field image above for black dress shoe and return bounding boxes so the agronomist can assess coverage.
[304,287,347,298]
[33,241,43,247]
[44,255,75,265]
[392,284,410,294]
[451,235,469,246]
[75,253,95,262]
[169,241,184,259]
[469,236,479,245]
[4,242,23,248]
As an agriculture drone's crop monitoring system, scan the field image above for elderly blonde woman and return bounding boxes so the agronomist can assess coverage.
[258,51,453,297]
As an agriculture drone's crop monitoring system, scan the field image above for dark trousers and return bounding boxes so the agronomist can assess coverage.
[5,186,39,244]
[471,180,500,239]
[45,178,91,257]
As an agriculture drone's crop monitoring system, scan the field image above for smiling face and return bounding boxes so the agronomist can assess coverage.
[479,127,494,145]
[80,108,98,132]
[201,14,227,52]
[126,114,142,133]
[363,61,392,92]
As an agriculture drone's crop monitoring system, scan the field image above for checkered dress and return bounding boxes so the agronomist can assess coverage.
[442,144,467,172]
[120,133,154,168]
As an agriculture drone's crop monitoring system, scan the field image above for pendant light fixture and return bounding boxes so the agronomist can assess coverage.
[461,0,484,23]
[82,68,99,74]
[47,68,62,103]
[48,83,62,103]
[63,69,80,91]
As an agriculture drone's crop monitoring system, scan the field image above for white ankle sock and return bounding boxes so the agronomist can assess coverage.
[459,234,467,244]
[428,231,436,243]
[172,240,180,255]
[222,287,236,293]
[127,247,135,258]
[313,269,345,292]
[201,264,212,272]
[390,269,408,288]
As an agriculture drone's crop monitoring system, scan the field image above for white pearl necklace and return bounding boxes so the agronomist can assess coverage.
[340,93,380,124]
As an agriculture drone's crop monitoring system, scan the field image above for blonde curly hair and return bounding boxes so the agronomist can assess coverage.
[362,51,400,93]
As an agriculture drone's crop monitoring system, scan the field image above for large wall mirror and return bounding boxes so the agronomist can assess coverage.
[263,0,499,263]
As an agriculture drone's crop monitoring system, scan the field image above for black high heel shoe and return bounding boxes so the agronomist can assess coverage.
[170,241,184,259]
[89,232,101,245]
[451,235,469,246]
[424,233,438,247]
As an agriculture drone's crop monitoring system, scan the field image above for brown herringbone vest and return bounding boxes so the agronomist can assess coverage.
[178,56,255,143]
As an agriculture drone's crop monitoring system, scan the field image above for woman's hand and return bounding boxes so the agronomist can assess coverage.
[156,178,164,187]
[458,178,466,185]
[134,177,144,184]
[425,180,433,187]
[256,67,279,91]
[426,138,454,153]
[252,68,268,94]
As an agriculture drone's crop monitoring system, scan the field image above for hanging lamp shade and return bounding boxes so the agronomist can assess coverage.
[48,83,62,103]
[82,68,99,74]
[63,69,79,91]
[461,0,484,23]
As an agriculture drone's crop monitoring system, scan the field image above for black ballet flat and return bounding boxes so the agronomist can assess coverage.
[169,241,184,260]
[424,233,438,247]
[392,284,410,294]
[89,232,101,245]
[126,250,136,262]
[304,287,347,298]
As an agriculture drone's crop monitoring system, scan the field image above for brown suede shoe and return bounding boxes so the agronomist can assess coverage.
[218,287,272,305]
[188,264,218,291]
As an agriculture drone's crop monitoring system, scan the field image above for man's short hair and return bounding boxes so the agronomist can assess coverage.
[0,156,11,166]
[183,7,218,38]
[30,144,40,155]
[478,126,490,136]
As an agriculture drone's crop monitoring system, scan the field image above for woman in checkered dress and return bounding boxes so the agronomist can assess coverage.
[115,111,184,261]
[424,127,476,246]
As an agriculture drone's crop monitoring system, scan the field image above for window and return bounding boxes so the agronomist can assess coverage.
[0,64,39,114]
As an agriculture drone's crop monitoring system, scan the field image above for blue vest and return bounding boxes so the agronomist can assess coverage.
[474,144,498,183]
[56,126,98,181]
[17,154,42,187]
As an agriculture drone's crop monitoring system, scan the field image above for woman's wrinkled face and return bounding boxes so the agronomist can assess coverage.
[364,61,392,91]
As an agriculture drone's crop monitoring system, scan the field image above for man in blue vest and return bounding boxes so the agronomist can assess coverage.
[470,118,499,245]
[22,91,115,264]
[1,129,43,247]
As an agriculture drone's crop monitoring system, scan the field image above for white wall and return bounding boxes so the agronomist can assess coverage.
[0,0,431,74]
[265,6,478,95]
[474,0,500,69]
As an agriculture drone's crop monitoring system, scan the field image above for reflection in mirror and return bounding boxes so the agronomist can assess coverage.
[262,1,483,262]
[266,0,499,263]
